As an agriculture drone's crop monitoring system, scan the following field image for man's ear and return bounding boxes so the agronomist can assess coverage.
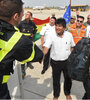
[13,13,19,21]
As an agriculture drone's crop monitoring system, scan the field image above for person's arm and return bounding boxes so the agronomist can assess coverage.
[29,21,37,38]
[31,22,37,36]
[33,23,37,34]
[13,35,43,64]
[43,46,49,55]
[43,32,52,54]
[40,26,46,48]
[42,46,49,62]
[41,35,44,48]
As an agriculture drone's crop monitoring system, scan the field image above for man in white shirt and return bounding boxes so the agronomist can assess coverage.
[86,25,90,38]
[40,17,56,74]
[43,18,75,100]
[84,15,90,38]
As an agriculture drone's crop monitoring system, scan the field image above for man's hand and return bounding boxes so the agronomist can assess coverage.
[30,33,34,37]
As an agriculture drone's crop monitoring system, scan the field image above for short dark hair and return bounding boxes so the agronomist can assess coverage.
[77,15,84,21]
[51,17,56,21]
[0,0,24,18]
[26,11,33,17]
[55,18,66,28]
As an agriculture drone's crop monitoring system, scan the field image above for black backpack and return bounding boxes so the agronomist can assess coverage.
[67,37,90,82]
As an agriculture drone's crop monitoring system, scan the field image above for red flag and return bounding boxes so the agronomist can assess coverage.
[33,17,50,41]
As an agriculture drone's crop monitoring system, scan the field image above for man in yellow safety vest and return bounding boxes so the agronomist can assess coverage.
[0,0,43,99]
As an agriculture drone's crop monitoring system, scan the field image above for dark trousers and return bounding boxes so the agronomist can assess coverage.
[0,75,11,99]
[83,76,90,99]
[21,36,33,72]
[50,59,72,98]
[21,62,31,70]
[43,49,50,70]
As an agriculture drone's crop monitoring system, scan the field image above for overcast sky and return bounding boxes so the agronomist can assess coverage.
[22,0,90,7]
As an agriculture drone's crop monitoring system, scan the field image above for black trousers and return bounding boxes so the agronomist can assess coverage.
[21,36,33,71]
[50,59,72,98]
[0,75,11,99]
[43,49,51,70]
[83,76,90,99]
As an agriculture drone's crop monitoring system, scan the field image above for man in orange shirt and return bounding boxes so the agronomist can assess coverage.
[68,15,86,44]
[66,15,76,31]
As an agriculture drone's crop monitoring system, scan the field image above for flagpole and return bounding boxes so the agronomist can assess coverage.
[70,0,71,17]
[70,0,71,8]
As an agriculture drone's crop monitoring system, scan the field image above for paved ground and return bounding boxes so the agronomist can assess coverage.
[8,39,85,100]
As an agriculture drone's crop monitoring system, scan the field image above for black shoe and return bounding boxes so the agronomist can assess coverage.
[21,64,26,79]
[27,63,34,69]
[41,69,46,74]
[22,71,26,79]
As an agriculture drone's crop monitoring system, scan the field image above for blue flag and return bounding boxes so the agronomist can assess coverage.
[63,4,71,24]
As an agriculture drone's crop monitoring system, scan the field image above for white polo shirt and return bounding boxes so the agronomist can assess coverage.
[43,30,75,61]
[86,25,90,38]
[40,24,55,42]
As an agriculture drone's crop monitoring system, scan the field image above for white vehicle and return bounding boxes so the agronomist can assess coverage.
[33,6,45,10]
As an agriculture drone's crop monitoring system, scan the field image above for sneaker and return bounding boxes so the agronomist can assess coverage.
[41,69,46,74]
[22,71,26,79]
[27,63,34,69]
[21,64,26,79]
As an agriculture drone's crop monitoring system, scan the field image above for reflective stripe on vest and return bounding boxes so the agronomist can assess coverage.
[21,33,31,36]
[15,27,31,36]
[21,42,35,64]
[14,27,20,31]
[2,75,10,84]
[0,32,22,62]
[73,37,82,38]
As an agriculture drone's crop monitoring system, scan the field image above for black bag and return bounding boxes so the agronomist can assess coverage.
[67,37,90,82]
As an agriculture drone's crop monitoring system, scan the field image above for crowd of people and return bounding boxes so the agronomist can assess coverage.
[0,0,90,100]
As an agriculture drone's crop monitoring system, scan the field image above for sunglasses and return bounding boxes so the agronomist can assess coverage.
[87,18,90,19]
[77,20,83,23]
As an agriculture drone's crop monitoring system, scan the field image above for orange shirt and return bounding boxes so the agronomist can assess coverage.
[70,23,86,44]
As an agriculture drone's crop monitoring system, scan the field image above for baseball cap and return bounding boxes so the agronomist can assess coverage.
[71,15,76,19]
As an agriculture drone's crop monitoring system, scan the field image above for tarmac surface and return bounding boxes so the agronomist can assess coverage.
[8,39,85,100]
